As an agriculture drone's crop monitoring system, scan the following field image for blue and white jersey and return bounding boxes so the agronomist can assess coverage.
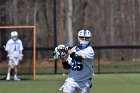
[67,46,94,81]
[5,39,23,57]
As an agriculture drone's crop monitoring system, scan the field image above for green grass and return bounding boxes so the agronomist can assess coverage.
[94,61,140,73]
[0,74,140,93]
[93,74,140,93]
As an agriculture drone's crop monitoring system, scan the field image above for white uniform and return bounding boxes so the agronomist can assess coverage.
[60,46,94,93]
[5,39,23,68]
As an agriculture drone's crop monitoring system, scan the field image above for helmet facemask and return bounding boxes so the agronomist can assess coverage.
[12,36,18,41]
[78,36,90,48]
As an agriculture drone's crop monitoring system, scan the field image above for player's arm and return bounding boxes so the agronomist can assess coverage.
[76,47,94,60]
[61,56,71,70]
[18,40,24,61]
[62,61,71,70]
[19,40,23,52]
[56,45,84,62]
[7,50,11,55]
[67,50,83,62]
[67,47,94,62]
[19,48,23,54]
[5,41,11,57]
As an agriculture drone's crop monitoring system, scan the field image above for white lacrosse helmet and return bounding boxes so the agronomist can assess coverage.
[78,29,91,48]
[11,31,18,41]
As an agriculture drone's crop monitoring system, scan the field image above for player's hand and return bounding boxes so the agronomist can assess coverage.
[7,54,11,57]
[20,54,24,57]
[64,44,70,52]
[57,44,69,52]
[8,55,14,60]
[7,54,12,58]
[18,54,23,61]
[57,45,65,51]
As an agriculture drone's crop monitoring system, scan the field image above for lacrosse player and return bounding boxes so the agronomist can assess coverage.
[57,29,94,93]
[5,31,23,80]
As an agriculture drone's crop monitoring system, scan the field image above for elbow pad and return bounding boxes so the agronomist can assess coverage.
[62,61,71,70]
[70,52,83,62]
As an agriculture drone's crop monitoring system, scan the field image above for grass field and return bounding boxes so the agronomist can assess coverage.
[0,74,140,93]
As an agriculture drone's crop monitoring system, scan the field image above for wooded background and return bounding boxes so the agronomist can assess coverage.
[0,0,140,61]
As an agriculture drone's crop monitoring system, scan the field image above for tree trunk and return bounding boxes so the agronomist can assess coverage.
[66,0,73,46]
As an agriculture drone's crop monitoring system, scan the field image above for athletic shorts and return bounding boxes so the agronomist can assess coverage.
[59,78,92,93]
[8,56,19,68]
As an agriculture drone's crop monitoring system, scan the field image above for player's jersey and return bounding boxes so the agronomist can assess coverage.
[67,46,94,81]
[5,39,23,57]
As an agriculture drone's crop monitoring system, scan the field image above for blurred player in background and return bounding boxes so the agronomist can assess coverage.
[5,31,23,80]
[56,29,94,93]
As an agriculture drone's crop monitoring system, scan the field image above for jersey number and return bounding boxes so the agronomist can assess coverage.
[14,44,17,51]
[71,60,83,71]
